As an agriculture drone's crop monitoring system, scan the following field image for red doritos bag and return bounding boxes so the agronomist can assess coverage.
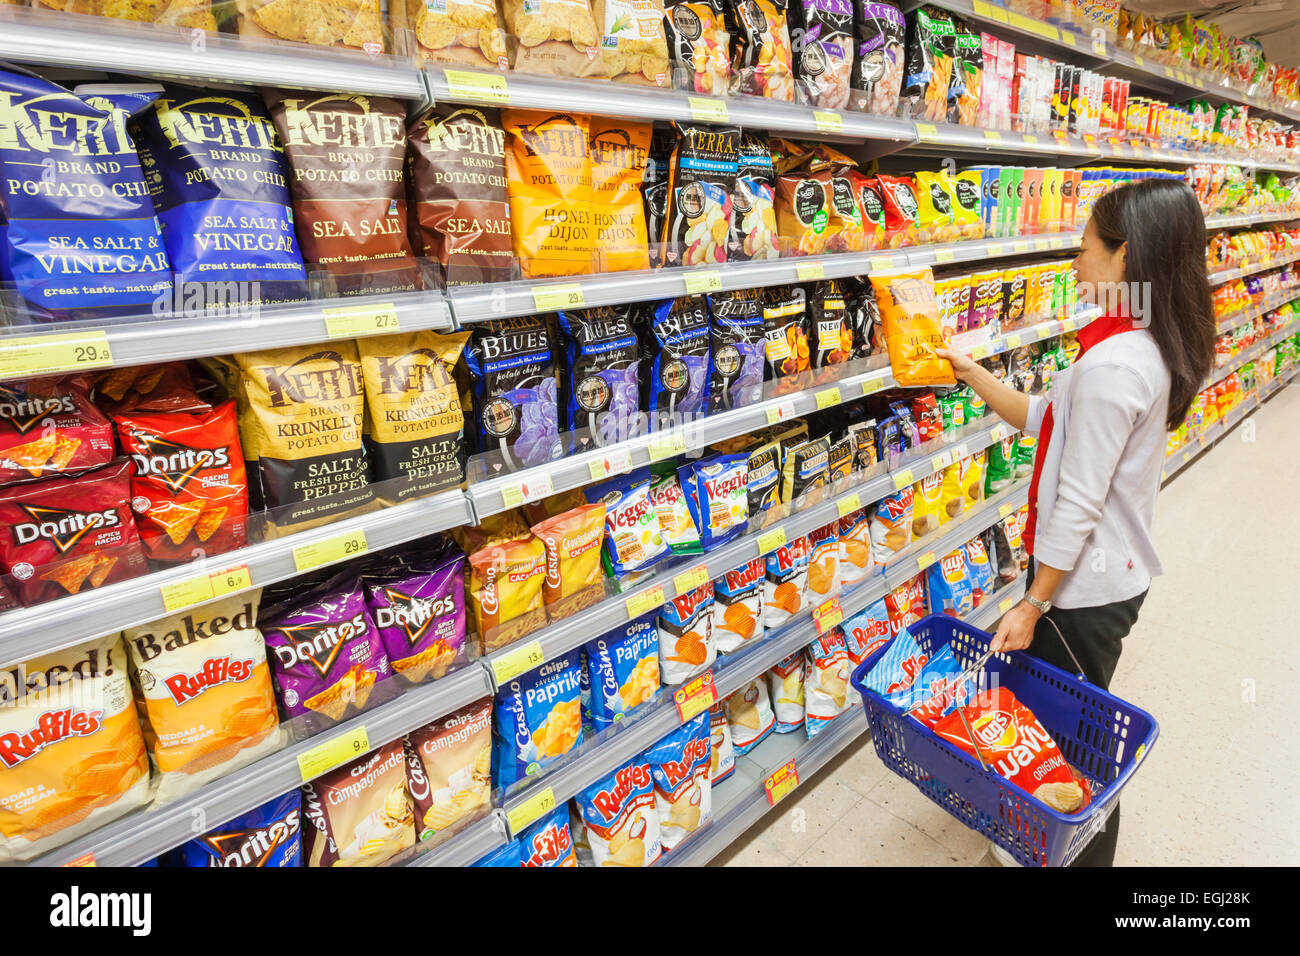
[94,363,210,416]
[933,685,1092,813]
[113,400,249,562]
[0,459,147,604]
[0,378,115,487]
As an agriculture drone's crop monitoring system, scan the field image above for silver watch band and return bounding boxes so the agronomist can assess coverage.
[1023,594,1051,614]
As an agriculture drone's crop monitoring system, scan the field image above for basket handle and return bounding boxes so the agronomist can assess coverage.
[953,702,993,773]
[1038,613,1087,681]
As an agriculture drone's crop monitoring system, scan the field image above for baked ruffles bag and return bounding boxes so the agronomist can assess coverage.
[131,84,307,305]
[0,68,172,321]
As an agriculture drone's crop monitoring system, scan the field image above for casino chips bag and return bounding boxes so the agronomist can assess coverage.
[557,306,642,447]
[584,615,660,730]
[767,652,805,732]
[493,650,583,788]
[643,296,712,430]
[713,558,765,653]
[658,581,715,686]
[468,533,548,651]
[404,697,492,840]
[724,677,775,755]
[531,502,607,619]
[574,756,662,866]
[357,331,469,505]
[302,740,416,868]
[763,533,810,627]
[0,378,116,486]
[113,400,249,563]
[503,108,595,277]
[805,627,852,737]
[122,591,281,806]
[709,288,767,411]
[362,540,469,683]
[644,712,712,850]
[0,459,148,606]
[0,69,172,321]
[464,317,561,470]
[178,793,302,867]
[0,635,151,863]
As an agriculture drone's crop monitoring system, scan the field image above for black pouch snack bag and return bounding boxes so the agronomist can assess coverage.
[557,305,643,448]
[464,316,561,470]
[746,438,782,522]
[407,104,513,286]
[900,5,956,122]
[643,123,677,269]
[840,274,881,359]
[792,0,855,109]
[850,2,907,115]
[847,418,878,470]
[708,288,766,411]
[826,433,853,483]
[762,284,809,380]
[889,399,920,450]
[781,434,830,506]
[807,278,854,367]
[131,84,307,305]
[731,133,779,261]
[661,121,739,268]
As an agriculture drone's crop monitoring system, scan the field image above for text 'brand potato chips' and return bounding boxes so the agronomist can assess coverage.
[590,117,654,274]
[301,740,415,868]
[404,696,492,839]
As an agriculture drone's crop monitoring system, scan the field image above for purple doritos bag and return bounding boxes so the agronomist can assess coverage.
[260,571,391,730]
[364,539,468,684]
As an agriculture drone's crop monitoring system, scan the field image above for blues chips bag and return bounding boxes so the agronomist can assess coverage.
[493,649,583,788]
[643,295,712,430]
[179,793,301,867]
[708,288,766,411]
[464,316,561,470]
[584,615,660,731]
[0,69,171,321]
[131,84,307,303]
[557,305,642,448]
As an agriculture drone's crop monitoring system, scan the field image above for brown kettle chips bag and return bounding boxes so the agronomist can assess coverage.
[504,109,596,278]
[357,331,470,505]
[503,0,610,78]
[589,118,653,273]
[407,105,514,286]
[396,0,511,70]
[869,269,954,387]
[594,0,672,86]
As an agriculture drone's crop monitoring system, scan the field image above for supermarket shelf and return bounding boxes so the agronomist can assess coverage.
[402,812,511,868]
[33,662,495,867]
[909,233,1081,268]
[0,488,474,671]
[1208,249,1300,287]
[0,5,425,99]
[1215,289,1299,335]
[1206,316,1298,390]
[0,291,454,384]
[1205,210,1300,232]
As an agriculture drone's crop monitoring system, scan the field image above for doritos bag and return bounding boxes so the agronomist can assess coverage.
[178,793,301,867]
[574,758,662,866]
[94,363,210,417]
[404,697,492,840]
[363,540,470,683]
[503,109,595,278]
[0,459,148,605]
[870,269,955,386]
[114,400,249,562]
[301,740,415,867]
[0,635,151,862]
[644,711,711,851]
[0,378,115,487]
[122,592,281,805]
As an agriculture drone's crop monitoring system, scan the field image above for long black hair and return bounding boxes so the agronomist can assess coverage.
[1089,179,1215,430]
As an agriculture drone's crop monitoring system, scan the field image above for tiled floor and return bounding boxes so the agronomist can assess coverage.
[716,383,1300,867]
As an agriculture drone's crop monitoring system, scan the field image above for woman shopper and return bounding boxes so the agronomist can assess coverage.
[937,179,1215,866]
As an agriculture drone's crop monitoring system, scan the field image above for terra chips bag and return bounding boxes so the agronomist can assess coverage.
[0,459,147,605]
[404,697,493,840]
[584,614,660,729]
[732,134,779,260]
[0,70,172,321]
[464,316,562,469]
[590,117,652,272]
[0,378,116,486]
[574,757,662,866]
[713,557,764,652]
[708,288,766,412]
[870,268,955,386]
[363,540,470,683]
[663,0,732,95]
[658,580,715,685]
[301,740,416,868]
[503,108,596,278]
[357,330,469,504]
[493,649,583,787]
[645,711,712,850]
[0,635,150,863]
[661,121,739,268]
[113,400,249,563]
[122,591,281,805]
[727,0,796,99]
[406,104,514,286]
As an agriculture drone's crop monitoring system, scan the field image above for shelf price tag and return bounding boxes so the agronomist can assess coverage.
[916,550,937,572]
[62,853,96,868]
[915,123,939,142]
[934,250,955,263]
[1005,333,1022,348]
[815,387,841,409]
[1021,134,1038,145]
[298,725,370,782]
[970,343,990,360]
[292,529,368,573]
[861,377,888,396]
[625,584,666,619]
[1007,11,1057,41]
[813,110,844,134]
[986,243,1007,256]
[1060,30,1075,47]
[1012,241,1029,255]
[757,528,787,555]
[999,595,1016,615]
[998,502,1015,520]
[648,432,687,462]
[689,96,729,123]
[506,787,556,836]
[837,493,861,518]
[444,69,509,104]
[764,759,800,806]
[210,564,253,598]
[500,473,553,508]
[322,302,398,339]
[490,639,546,686]
[984,130,1002,143]
[950,443,969,461]
[684,269,723,295]
[1092,37,1107,56]
[531,282,584,312]
[673,563,710,595]
[814,595,843,635]
[674,670,718,723]
[160,574,214,614]
[764,399,797,425]
[796,261,825,281]
[588,448,633,482]
[0,330,114,380]
[892,468,914,490]
[990,425,1006,442]
[930,453,950,473]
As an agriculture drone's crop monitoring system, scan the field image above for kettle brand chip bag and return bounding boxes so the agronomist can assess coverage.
[406,104,514,286]
[265,90,418,294]
[589,117,652,273]
[0,69,172,321]
[503,109,595,278]
[357,330,469,504]
[870,268,955,387]
[131,84,307,302]
[0,378,115,486]
[464,316,561,469]
[231,344,375,530]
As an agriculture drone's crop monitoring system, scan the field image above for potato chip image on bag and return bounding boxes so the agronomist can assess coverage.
[584,614,659,729]
[0,379,115,486]
[504,0,610,78]
[468,533,548,651]
[884,573,925,636]
[663,0,732,94]
[532,502,607,619]
[658,580,715,686]
[708,701,734,781]
[807,519,840,597]
[725,677,774,755]
[838,506,874,585]
[235,0,385,52]
[644,711,711,850]
[574,757,662,865]
[394,0,510,70]
[763,533,809,627]
[841,598,891,706]
[868,486,912,565]
[660,121,739,268]
[805,626,852,737]
[728,0,795,100]
[0,635,150,863]
[302,740,415,868]
[504,108,596,277]
[493,649,583,788]
[679,452,748,551]
[712,558,764,653]
[404,696,493,840]
[122,591,281,805]
[767,651,805,733]
[910,470,944,540]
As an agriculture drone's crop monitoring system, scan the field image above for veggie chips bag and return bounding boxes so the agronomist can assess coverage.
[503,109,595,278]
[661,121,739,268]
[870,269,954,386]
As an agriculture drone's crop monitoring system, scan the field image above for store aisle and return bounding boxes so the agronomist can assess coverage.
[716,385,1300,867]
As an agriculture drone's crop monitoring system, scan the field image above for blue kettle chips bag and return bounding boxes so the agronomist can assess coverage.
[464,316,561,470]
[0,69,172,321]
[130,84,307,303]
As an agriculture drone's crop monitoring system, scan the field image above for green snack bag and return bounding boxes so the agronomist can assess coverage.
[938,390,965,431]
[648,459,704,555]
[1013,434,1037,478]
[962,385,986,423]
[985,433,1016,495]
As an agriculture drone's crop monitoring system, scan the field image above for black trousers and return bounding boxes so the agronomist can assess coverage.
[1021,564,1147,867]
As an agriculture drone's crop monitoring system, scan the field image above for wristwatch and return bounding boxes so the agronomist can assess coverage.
[1023,594,1051,614]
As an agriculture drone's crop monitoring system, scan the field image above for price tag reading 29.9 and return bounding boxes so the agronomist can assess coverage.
[292,529,368,573]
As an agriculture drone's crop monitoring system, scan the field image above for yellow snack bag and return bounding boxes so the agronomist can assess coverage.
[594,0,672,86]
[450,508,532,556]
[870,269,955,387]
[503,109,595,278]
[523,488,590,527]
[468,534,548,650]
[961,450,986,506]
[910,471,944,539]
[589,117,652,273]
[912,171,957,245]
[937,461,966,526]
[953,169,984,239]
[532,502,607,617]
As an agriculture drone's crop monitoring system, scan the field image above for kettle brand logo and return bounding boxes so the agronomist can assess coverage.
[374,348,453,396]
[0,387,74,434]
[259,351,364,407]
[13,504,118,553]
[125,430,231,493]
[0,91,137,155]
[153,95,280,153]
[275,95,405,149]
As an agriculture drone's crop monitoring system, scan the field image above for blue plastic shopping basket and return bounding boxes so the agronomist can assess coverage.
[851,614,1159,867]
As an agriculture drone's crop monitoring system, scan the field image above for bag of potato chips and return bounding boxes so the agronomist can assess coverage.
[910,470,944,539]
[644,712,711,851]
[709,701,734,781]
[661,122,739,268]
[238,0,386,53]
[767,652,805,732]
[763,533,810,627]
[838,506,874,584]
[0,377,115,486]
[503,0,610,78]
[648,464,703,554]
[805,626,852,737]
[468,533,548,651]
[807,520,840,599]
[728,0,796,100]
[532,502,608,619]
[397,0,511,70]
[712,558,764,652]
[584,615,660,729]
[586,467,670,576]
[870,269,955,387]
[302,741,415,869]
[464,317,562,469]
[664,0,732,94]
[590,118,653,272]
[869,486,912,564]
[725,677,775,754]
[658,580,715,686]
[404,697,493,840]
[574,757,662,865]
[763,284,811,379]
[493,650,583,787]
[594,0,672,86]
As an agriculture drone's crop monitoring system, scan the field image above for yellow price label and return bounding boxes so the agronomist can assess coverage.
[1022,135,1038,145]
[757,528,787,555]
[1092,37,1107,56]
[298,725,370,782]
[210,564,253,598]
[813,110,843,133]
[984,130,1002,143]
[1005,333,1022,348]
[321,303,398,339]
[816,387,841,409]
[892,468,914,490]
[1060,31,1075,47]
[1160,470,1167,482]
[861,377,887,396]
[626,584,667,619]
[990,425,1005,442]
[684,269,723,295]
[1007,10,1057,40]
[500,473,554,508]
[796,261,826,281]
[999,595,1015,615]
[837,493,861,518]
[1182,451,1190,463]
[506,787,556,836]
[764,759,800,806]
[951,443,970,460]
[1133,53,1145,66]
[674,671,718,723]
[1163,66,1174,79]
[765,400,796,425]
[444,69,509,104]
[673,563,710,595]
[866,256,893,273]
[915,123,939,142]
[688,96,729,123]
[930,453,950,473]
[0,330,114,380]
[916,550,937,571]
[648,432,687,462]
[160,574,215,614]
[1060,317,1077,332]
[491,639,546,686]
[1012,242,1029,255]
[292,529,368,573]
[588,449,633,482]
[934,250,955,263]
[532,283,584,312]
[814,595,843,635]
[999,502,1015,520]
[970,344,990,360]
[986,243,1007,257]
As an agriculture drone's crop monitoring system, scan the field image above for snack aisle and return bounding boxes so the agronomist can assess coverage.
[0,0,1296,869]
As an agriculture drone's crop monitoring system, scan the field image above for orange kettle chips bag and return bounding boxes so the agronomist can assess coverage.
[504,109,596,278]
[589,117,652,273]
[870,269,955,387]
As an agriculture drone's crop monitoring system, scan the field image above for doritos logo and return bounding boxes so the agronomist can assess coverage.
[591,763,653,822]
[12,504,119,553]
[0,707,104,768]
[125,430,232,493]
[162,655,255,705]
[657,737,710,790]
[373,590,455,647]
[270,613,367,676]
[521,819,572,867]
[199,809,300,867]
[0,389,74,433]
